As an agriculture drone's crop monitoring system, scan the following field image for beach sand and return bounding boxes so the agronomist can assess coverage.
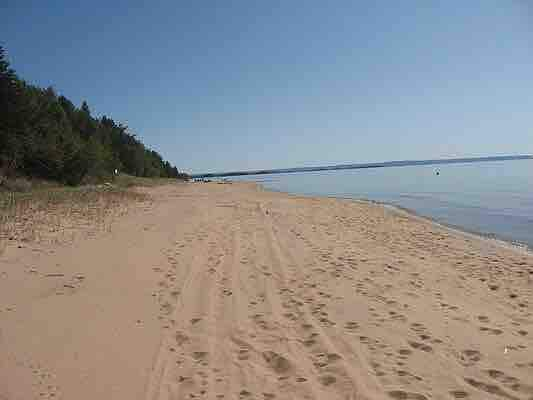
[1,182,532,400]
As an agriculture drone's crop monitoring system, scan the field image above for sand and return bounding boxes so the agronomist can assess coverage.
[1,182,532,400]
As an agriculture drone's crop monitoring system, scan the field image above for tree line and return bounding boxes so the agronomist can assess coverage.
[0,46,188,185]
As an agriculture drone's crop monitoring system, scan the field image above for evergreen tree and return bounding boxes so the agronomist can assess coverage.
[0,46,188,185]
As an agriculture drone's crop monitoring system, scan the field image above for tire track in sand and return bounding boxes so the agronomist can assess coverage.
[260,201,384,400]
[144,219,228,400]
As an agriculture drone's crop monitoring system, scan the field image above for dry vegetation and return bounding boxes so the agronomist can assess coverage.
[0,175,178,253]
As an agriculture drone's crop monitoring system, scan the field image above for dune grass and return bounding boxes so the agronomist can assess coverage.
[112,174,181,188]
[0,175,180,253]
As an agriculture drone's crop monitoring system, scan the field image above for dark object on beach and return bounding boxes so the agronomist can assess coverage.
[435,169,440,176]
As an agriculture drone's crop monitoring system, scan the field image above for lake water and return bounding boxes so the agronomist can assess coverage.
[236,159,533,249]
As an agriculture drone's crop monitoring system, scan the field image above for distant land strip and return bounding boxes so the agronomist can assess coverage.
[191,155,533,179]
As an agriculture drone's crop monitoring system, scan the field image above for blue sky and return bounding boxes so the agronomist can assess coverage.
[2,1,532,173]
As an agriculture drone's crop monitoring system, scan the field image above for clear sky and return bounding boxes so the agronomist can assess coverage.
[2,1,532,173]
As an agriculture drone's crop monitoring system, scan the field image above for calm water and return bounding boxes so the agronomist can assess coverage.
[236,159,533,248]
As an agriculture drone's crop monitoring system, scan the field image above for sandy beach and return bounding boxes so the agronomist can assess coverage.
[1,182,532,400]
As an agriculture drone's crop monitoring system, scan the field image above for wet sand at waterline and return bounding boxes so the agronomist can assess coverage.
[1,182,532,400]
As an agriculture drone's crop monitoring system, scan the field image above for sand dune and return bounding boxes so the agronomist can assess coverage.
[1,182,532,400]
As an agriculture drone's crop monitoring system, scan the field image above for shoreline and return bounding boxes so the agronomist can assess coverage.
[379,201,533,256]
[250,181,533,256]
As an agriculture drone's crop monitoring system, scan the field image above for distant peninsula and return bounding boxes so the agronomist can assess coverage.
[192,155,533,179]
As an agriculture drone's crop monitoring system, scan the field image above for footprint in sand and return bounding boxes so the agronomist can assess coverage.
[175,331,189,346]
[485,370,533,395]
[463,377,520,400]
[387,390,427,400]
[359,336,371,344]
[410,323,425,333]
[395,370,423,382]
[319,374,337,386]
[390,312,407,322]
[479,326,503,335]
[449,390,469,399]
[325,353,342,362]
[508,382,533,396]
[192,351,208,361]
[160,301,174,315]
[408,341,433,352]
[283,312,297,321]
[345,321,359,331]
[238,348,250,361]
[262,351,291,374]
[485,369,519,384]
[397,348,412,357]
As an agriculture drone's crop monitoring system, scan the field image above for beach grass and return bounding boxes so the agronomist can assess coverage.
[0,175,179,253]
